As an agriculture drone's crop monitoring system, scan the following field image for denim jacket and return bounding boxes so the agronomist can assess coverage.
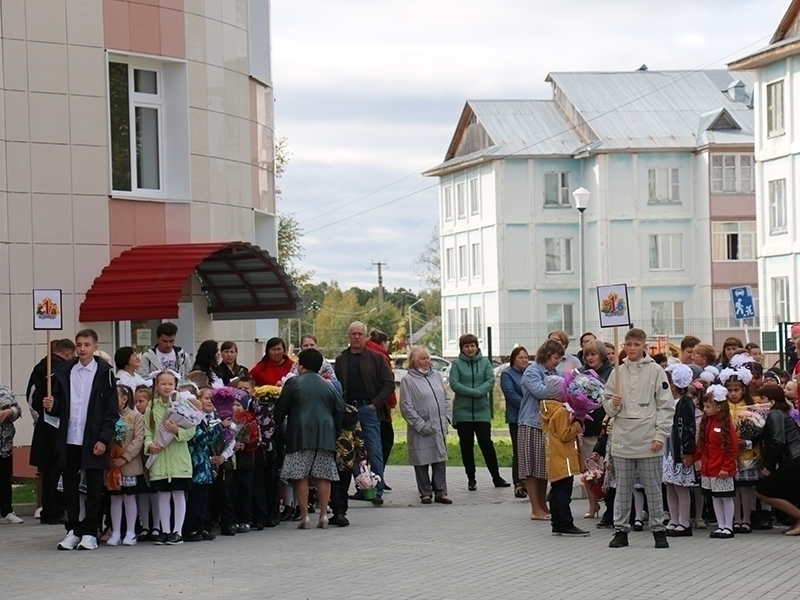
[520,363,563,429]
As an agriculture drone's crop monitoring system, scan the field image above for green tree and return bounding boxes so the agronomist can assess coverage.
[364,303,403,343]
[314,287,364,355]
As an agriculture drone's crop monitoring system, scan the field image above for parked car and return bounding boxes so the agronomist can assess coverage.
[392,354,451,387]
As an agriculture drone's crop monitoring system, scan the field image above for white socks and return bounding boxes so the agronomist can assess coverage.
[713,497,735,532]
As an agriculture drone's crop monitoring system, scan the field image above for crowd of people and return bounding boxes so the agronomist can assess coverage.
[2,318,800,552]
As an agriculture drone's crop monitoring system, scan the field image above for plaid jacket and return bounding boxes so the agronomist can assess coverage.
[0,385,22,458]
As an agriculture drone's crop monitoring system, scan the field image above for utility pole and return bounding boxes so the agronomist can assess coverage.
[372,261,386,309]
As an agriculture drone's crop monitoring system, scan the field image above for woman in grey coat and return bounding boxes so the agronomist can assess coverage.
[399,346,452,504]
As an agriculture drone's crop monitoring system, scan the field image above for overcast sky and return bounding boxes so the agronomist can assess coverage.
[271,0,786,291]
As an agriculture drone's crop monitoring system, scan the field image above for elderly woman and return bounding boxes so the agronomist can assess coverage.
[274,349,345,529]
[579,340,612,519]
[399,346,452,504]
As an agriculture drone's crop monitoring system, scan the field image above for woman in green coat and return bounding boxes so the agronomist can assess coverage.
[449,334,510,491]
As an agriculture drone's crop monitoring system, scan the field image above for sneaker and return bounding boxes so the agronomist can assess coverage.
[371,496,384,506]
[77,535,99,550]
[1,512,24,524]
[106,531,121,546]
[122,532,137,546]
[694,518,707,530]
[561,526,591,537]
[154,532,169,545]
[34,507,42,519]
[184,532,203,542]
[551,529,562,536]
[608,531,629,548]
[166,532,183,545]
[237,523,250,533]
[202,530,216,541]
[653,530,669,549]
[57,530,80,551]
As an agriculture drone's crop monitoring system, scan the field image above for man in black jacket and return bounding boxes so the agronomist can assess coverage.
[334,322,394,505]
[27,338,75,524]
[42,329,118,551]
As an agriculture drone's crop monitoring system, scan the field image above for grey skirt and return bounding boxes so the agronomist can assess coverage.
[281,449,340,483]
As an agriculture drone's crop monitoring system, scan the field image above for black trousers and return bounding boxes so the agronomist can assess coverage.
[184,483,211,536]
[0,455,12,517]
[208,461,236,530]
[508,423,521,485]
[62,445,104,537]
[232,469,254,524]
[455,421,500,480]
[549,476,575,532]
[330,469,352,516]
[252,462,280,525]
[380,420,394,468]
[37,426,65,522]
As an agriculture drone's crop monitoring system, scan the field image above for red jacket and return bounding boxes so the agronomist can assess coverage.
[250,357,294,387]
[365,340,397,416]
[695,414,738,477]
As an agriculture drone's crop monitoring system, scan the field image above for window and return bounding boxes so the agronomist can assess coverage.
[109,62,163,193]
[712,222,756,261]
[456,183,466,219]
[545,238,572,273]
[445,248,455,281]
[546,304,574,336]
[651,301,685,335]
[469,178,480,215]
[649,234,683,270]
[711,155,754,193]
[473,307,483,336]
[769,179,787,233]
[647,168,680,202]
[471,243,482,278]
[713,288,758,328]
[458,245,468,280]
[544,172,570,206]
[767,80,785,136]
[446,309,457,341]
[773,276,790,322]
[460,308,469,334]
[443,186,453,221]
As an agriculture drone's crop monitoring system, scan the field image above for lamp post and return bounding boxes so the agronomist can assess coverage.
[572,187,590,338]
[408,298,424,348]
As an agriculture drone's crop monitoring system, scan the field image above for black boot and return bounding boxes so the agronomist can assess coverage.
[653,530,669,549]
[608,530,628,548]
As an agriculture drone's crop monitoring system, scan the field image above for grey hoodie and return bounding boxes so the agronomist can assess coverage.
[602,355,673,459]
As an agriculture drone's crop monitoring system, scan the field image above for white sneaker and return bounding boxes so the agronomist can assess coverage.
[77,535,98,550]
[1,512,23,524]
[106,531,121,546]
[122,531,137,546]
[57,530,80,550]
[34,507,42,519]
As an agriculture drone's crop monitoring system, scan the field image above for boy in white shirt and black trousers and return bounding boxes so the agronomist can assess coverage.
[43,329,119,551]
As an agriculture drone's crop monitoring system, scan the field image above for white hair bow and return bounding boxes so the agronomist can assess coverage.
[719,366,753,386]
[665,363,693,389]
[707,384,728,403]
[148,369,181,382]
[729,354,755,369]
[699,366,719,384]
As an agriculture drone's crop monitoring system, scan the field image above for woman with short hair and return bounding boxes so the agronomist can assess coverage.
[400,346,451,504]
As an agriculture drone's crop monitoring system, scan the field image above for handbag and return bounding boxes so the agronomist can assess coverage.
[581,457,606,500]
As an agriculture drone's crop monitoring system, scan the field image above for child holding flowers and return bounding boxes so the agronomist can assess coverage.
[696,385,739,539]
[144,371,197,545]
[107,385,144,546]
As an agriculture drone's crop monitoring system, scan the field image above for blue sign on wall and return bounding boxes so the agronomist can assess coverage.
[730,286,756,320]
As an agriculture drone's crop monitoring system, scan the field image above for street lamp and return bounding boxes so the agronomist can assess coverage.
[572,187,590,338]
[408,298,424,348]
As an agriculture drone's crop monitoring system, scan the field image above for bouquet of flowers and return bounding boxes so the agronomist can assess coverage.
[354,461,382,500]
[253,385,282,403]
[561,371,606,421]
[580,456,606,500]
[252,386,278,454]
[231,410,259,450]
[145,391,206,470]
[733,409,766,441]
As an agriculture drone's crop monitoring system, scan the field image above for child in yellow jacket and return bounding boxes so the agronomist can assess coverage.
[541,398,590,537]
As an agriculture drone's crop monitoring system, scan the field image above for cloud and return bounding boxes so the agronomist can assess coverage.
[271,0,785,291]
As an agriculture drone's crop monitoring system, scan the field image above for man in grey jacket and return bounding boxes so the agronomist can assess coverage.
[603,328,674,550]
[137,322,189,378]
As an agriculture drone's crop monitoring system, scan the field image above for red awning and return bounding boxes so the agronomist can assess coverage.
[79,242,303,322]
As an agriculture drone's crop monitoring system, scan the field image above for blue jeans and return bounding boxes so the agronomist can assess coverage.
[357,405,385,496]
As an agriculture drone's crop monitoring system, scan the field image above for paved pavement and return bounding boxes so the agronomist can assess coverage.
[3,466,799,600]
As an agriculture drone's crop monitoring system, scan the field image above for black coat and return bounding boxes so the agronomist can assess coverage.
[763,409,800,472]
[50,357,119,471]
[27,354,69,467]
[670,394,696,463]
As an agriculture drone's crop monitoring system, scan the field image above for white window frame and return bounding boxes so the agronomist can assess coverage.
[651,301,685,335]
[713,288,758,329]
[457,245,468,280]
[769,179,787,234]
[544,238,573,273]
[647,168,680,203]
[108,57,166,197]
[473,306,483,336]
[446,309,457,341]
[772,276,790,322]
[712,221,757,262]
[459,307,469,334]
[544,172,570,206]
[546,304,574,336]
[711,154,754,194]
[469,178,480,215]
[767,79,785,137]
[649,234,683,271]
[443,186,453,222]
[445,248,455,281]
[456,182,466,219]
[471,242,482,278]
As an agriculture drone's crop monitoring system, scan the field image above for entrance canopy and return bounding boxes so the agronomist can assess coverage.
[80,242,303,322]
